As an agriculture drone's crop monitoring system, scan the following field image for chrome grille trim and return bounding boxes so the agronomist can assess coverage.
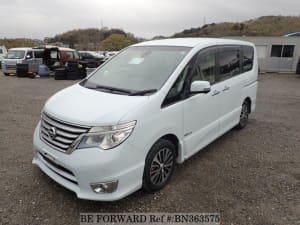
[42,113,89,133]
[40,112,91,153]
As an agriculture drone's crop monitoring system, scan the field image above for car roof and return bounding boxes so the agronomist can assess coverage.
[34,45,76,52]
[133,38,253,48]
[9,47,31,51]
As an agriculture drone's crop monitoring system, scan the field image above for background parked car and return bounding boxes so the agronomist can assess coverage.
[103,51,119,61]
[34,46,80,69]
[1,48,43,76]
[78,51,104,68]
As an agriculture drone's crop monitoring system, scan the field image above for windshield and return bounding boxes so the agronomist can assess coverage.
[85,46,191,92]
[5,50,26,59]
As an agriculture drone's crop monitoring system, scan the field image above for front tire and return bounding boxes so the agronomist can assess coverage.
[236,101,249,129]
[4,73,9,76]
[143,139,176,192]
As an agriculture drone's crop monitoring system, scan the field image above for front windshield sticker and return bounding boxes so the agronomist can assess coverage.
[128,57,144,64]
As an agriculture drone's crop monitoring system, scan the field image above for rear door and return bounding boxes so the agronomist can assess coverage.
[216,46,243,134]
[279,45,295,72]
[33,50,44,72]
[25,50,35,72]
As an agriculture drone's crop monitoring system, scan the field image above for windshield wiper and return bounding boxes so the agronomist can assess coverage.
[82,80,157,96]
[95,85,133,95]
[130,89,157,96]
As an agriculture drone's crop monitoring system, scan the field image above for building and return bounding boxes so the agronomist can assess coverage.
[225,36,300,73]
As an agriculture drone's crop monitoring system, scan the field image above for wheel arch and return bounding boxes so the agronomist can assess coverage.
[244,97,252,114]
[149,133,184,164]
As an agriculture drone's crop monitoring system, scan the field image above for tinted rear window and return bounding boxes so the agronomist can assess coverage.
[34,50,44,58]
[243,46,254,72]
[217,50,240,81]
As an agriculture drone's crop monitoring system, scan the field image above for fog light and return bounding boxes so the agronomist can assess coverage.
[90,180,118,193]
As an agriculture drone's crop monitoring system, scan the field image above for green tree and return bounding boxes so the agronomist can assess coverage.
[100,34,134,51]
[0,39,35,49]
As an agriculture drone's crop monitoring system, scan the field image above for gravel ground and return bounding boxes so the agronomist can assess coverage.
[0,72,299,225]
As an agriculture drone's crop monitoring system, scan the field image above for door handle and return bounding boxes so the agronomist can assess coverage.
[222,86,230,92]
[212,90,220,96]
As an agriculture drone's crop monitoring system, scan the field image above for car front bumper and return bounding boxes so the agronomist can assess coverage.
[32,122,144,201]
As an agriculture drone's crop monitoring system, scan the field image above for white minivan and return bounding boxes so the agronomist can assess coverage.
[32,38,258,201]
[2,48,44,75]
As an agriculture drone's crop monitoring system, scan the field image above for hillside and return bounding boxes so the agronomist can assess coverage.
[172,16,300,38]
[48,28,141,50]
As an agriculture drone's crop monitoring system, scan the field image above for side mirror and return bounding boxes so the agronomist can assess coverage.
[190,81,211,94]
[26,55,32,59]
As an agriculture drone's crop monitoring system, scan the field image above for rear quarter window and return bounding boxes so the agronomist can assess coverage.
[243,46,254,72]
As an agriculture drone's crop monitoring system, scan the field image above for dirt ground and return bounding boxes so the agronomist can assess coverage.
[0,72,299,225]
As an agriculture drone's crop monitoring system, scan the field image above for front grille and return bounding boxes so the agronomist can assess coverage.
[40,112,90,153]
[6,65,16,70]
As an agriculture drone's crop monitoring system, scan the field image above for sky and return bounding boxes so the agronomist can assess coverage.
[0,0,299,40]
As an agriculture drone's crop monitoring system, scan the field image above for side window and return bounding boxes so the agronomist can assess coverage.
[162,64,193,107]
[26,51,33,59]
[66,51,74,59]
[271,45,282,57]
[34,50,44,59]
[51,51,58,59]
[217,50,240,81]
[0,49,3,54]
[243,46,254,72]
[282,45,294,58]
[270,45,295,58]
[197,54,216,84]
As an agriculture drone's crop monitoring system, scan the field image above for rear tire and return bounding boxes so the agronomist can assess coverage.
[143,139,176,192]
[236,100,249,129]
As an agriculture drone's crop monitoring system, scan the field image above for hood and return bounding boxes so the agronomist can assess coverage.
[2,59,23,64]
[44,84,149,126]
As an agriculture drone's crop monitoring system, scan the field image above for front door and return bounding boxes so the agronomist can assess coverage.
[183,48,222,158]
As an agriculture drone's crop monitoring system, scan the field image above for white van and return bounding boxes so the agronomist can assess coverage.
[2,48,43,75]
[32,38,258,201]
[0,45,8,69]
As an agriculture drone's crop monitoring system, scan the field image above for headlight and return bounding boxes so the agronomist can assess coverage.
[76,121,136,150]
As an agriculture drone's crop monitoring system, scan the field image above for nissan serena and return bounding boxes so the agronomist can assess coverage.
[32,38,258,201]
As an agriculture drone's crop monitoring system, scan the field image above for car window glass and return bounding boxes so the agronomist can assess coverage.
[66,51,74,59]
[34,50,44,59]
[26,51,33,59]
[243,46,254,72]
[195,54,216,84]
[51,51,58,59]
[88,46,190,91]
[162,64,192,106]
[271,45,282,57]
[282,45,294,58]
[0,49,3,54]
[217,50,240,81]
